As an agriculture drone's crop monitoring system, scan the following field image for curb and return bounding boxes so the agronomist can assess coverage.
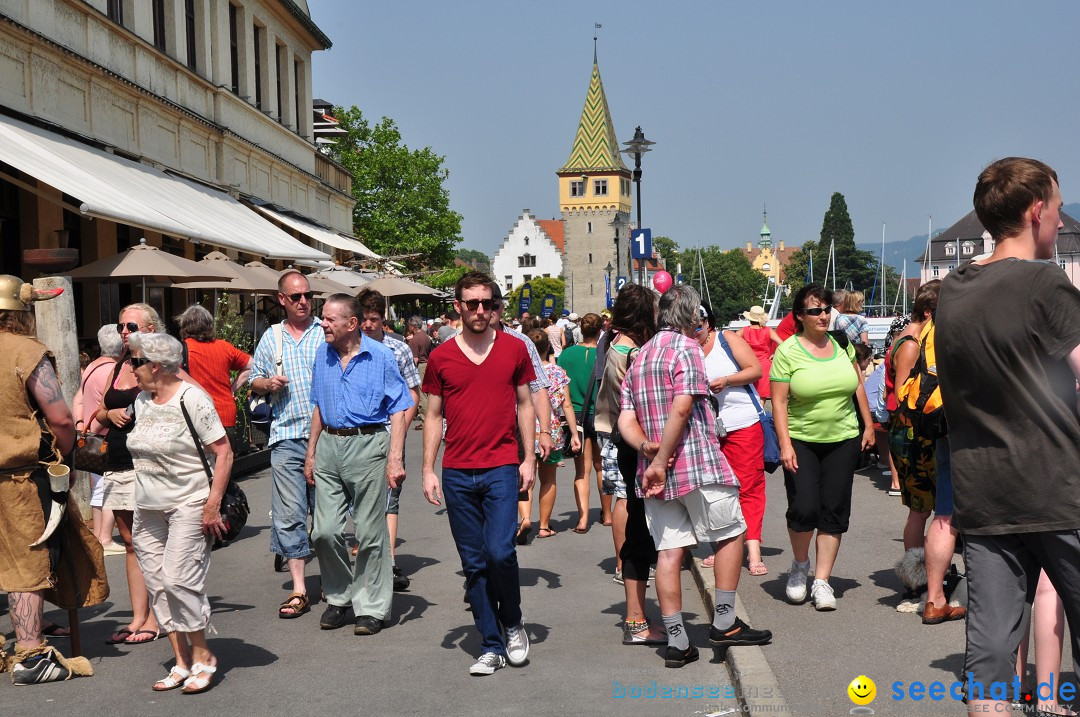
[689,551,790,716]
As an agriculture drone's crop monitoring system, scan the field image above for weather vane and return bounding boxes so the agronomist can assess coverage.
[594,23,601,61]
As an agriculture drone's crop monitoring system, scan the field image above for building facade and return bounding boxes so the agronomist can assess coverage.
[0,0,358,333]
[491,210,564,295]
[556,54,631,314]
[741,210,794,284]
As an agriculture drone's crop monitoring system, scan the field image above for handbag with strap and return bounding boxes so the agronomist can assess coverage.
[73,360,115,474]
[715,333,782,473]
[249,323,284,426]
[179,389,249,548]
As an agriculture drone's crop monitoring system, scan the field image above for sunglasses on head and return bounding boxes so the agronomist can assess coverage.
[128,356,152,368]
[285,291,314,303]
[461,298,496,311]
[802,307,829,316]
[116,322,142,333]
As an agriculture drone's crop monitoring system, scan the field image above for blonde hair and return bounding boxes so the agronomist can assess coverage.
[120,303,164,333]
[842,291,864,314]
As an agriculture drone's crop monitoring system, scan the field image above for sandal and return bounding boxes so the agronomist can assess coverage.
[516,521,532,546]
[153,666,191,692]
[279,592,310,619]
[105,628,134,645]
[748,561,769,576]
[537,528,559,539]
[42,622,71,639]
[124,629,164,644]
[182,662,218,694]
[570,526,589,534]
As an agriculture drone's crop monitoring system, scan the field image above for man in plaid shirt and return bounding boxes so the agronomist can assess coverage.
[618,284,772,668]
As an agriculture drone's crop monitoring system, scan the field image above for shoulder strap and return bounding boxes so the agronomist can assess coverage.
[579,347,598,417]
[274,323,284,376]
[716,331,767,419]
[80,359,112,393]
[179,388,213,485]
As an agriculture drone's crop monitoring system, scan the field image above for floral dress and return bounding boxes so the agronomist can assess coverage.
[535,362,570,454]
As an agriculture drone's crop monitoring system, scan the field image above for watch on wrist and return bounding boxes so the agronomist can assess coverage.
[640,440,648,453]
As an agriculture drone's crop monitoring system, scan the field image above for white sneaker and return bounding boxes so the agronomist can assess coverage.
[504,621,530,666]
[469,652,507,676]
[811,579,836,611]
[785,560,810,604]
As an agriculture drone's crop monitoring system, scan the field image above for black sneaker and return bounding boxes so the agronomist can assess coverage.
[319,604,351,630]
[708,617,773,648]
[664,644,699,669]
[12,651,71,685]
[393,566,410,592]
[354,615,383,635]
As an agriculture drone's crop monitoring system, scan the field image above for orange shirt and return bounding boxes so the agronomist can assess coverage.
[183,338,251,426]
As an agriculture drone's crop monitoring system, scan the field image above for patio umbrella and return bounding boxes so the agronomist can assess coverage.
[68,238,234,301]
[360,275,442,299]
[309,265,375,289]
[174,251,279,293]
[306,274,356,298]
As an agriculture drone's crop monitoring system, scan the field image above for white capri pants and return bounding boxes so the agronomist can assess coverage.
[133,500,213,633]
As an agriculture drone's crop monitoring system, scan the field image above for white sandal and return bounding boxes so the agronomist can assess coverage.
[152,666,191,692]
[182,662,218,694]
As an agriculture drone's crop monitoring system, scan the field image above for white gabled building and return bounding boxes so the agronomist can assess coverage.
[491,210,565,295]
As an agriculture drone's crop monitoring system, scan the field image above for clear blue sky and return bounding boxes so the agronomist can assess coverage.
[309,0,1080,260]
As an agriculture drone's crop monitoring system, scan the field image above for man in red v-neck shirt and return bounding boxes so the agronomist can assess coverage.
[422,272,536,677]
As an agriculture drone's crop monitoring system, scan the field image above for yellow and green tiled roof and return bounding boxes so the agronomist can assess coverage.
[560,62,628,173]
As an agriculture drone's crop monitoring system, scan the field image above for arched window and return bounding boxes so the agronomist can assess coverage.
[761,262,771,272]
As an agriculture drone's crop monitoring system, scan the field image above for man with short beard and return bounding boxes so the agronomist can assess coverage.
[422,272,536,676]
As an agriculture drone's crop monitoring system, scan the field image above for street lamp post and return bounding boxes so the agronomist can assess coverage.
[604,261,614,307]
[622,126,654,285]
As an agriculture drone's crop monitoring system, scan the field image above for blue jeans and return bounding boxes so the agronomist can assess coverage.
[270,438,315,559]
[442,465,522,656]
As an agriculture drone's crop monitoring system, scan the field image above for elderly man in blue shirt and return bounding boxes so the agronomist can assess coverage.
[304,294,413,635]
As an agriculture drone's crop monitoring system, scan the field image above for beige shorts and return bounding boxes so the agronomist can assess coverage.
[102,468,137,512]
[643,484,746,550]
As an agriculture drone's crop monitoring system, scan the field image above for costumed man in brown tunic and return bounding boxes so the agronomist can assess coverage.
[0,275,107,684]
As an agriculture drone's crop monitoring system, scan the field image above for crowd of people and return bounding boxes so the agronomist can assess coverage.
[4,158,1080,715]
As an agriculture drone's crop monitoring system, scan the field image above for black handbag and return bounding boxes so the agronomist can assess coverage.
[179,390,249,548]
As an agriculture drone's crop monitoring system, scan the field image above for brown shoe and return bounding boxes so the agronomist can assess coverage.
[922,601,966,624]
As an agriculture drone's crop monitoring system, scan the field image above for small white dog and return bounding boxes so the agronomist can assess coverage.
[894,548,967,613]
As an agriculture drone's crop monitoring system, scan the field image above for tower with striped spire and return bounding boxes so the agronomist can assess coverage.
[557,49,632,313]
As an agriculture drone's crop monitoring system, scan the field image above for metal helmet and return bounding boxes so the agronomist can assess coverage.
[0,275,63,312]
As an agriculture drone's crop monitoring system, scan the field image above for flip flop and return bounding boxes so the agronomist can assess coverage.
[570,526,589,534]
[537,528,559,539]
[105,628,134,645]
[124,629,164,644]
[42,623,71,639]
[748,561,769,576]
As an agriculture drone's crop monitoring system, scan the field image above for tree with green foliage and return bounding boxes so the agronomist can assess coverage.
[685,247,766,325]
[652,236,680,270]
[327,106,463,272]
[504,277,565,319]
[781,193,878,301]
[454,248,491,270]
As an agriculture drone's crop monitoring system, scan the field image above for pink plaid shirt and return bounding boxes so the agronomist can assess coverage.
[621,328,738,500]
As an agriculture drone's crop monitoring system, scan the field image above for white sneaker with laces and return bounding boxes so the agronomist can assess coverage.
[504,621,530,666]
[469,652,507,676]
[811,579,837,611]
[785,560,810,604]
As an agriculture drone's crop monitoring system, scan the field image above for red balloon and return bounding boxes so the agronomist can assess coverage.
[652,270,673,293]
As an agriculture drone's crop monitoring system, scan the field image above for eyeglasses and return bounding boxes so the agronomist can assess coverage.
[285,291,314,303]
[802,307,829,316]
[116,322,143,333]
[128,356,152,368]
[461,298,496,311]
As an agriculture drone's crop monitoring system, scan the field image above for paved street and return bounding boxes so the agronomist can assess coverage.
[3,436,1074,716]
[1,433,737,716]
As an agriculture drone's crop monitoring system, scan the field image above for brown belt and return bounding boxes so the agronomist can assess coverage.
[324,425,384,436]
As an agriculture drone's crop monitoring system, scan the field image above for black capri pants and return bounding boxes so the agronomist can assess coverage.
[783,437,861,534]
[616,437,658,579]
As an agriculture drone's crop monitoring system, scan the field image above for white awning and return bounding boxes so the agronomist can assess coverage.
[252,204,380,259]
[0,113,331,262]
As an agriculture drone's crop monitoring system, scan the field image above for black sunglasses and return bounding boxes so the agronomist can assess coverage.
[461,298,496,311]
[116,322,142,333]
[128,356,152,368]
[285,291,314,303]
[802,307,829,316]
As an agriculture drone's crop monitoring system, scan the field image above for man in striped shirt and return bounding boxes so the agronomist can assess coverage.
[358,288,421,592]
[249,270,323,619]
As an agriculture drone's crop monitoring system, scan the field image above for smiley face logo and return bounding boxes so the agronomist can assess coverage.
[848,675,876,705]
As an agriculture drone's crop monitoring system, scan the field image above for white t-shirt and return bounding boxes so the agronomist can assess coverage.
[703,336,759,432]
[128,382,227,511]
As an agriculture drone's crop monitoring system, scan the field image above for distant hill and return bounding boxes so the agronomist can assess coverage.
[857,203,1080,274]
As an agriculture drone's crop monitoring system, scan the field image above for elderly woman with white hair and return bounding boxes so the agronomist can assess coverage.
[72,324,127,554]
[125,331,232,694]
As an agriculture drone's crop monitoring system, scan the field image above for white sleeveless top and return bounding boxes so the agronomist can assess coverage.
[703,334,760,432]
